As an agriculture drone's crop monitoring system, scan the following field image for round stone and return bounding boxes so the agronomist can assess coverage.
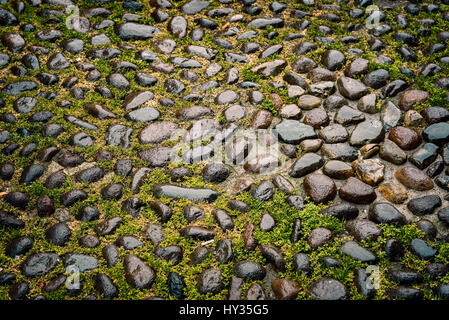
[339,177,377,204]
[394,166,434,191]
[388,126,422,150]
[304,173,336,204]
[308,278,347,300]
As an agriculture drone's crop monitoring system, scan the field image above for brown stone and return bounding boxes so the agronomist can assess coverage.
[388,126,422,150]
[308,67,335,82]
[300,139,322,152]
[176,105,211,120]
[280,104,301,119]
[229,178,253,195]
[339,177,377,204]
[271,279,299,300]
[243,223,257,251]
[404,110,425,127]
[139,121,178,144]
[303,108,329,129]
[323,160,354,179]
[336,76,370,100]
[251,110,273,129]
[304,173,336,204]
[344,58,369,77]
[243,154,280,174]
[399,90,429,111]
[224,104,245,122]
[379,139,407,165]
[378,183,408,204]
[352,159,385,186]
[246,283,266,300]
[395,166,434,191]
[298,94,321,110]
[346,219,381,241]
[360,144,380,159]
[270,93,283,108]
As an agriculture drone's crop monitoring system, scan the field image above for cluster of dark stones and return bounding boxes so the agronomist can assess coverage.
[1,0,449,301]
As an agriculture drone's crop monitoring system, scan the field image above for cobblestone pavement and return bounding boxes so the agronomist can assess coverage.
[0,0,449,300]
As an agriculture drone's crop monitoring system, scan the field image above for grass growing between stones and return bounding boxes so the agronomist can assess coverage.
[0,0,449,301]
[2,182,448,299]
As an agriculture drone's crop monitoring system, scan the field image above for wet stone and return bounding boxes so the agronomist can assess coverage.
[124,254,156,289]
[289,153,324,178]
[304,173,336,204]
[180,226,215,240]
[258,213,276,233]
[298,94,322,110]
[275,120,316,144]
[395,166,434,191]
[352,159,384,186]
[260,245,285,271]
[214,209,234,231]
[215,239,233,264]
[435,175,449,191]
[152,184,219,203]
[323,160,354,180]
[155,246,183,265]
[340,241,376,263]
[244,154,280,174]
[410,239,436,260]
[115,22,159,40]
[363,69,390,89]
[350,120,385,146]
[421,106,449,125]
[339,177,377,204]
[22,253,60,277]
[140,121,178,144]
[346,219,381,241]
[45,222,71,246]
[378,183,408,204]
[422,122,449,146]
[336,76,369,100]
[308,228,332,249]
[197,268,224,295]
[399,90,429,111]
[320,124,348,143]
[272,279,299,300]
[190,246,210,265]
[388,126,421,151]
[334,105,365,125]
[438,207,449,226]
[322,49,346,71]
[4,192,29,209]
[5,237,33,258]
[303,108,329,129]
[64,254,98,273]
[369,202,406,226]
[308,278,347,300]
[380,139,407,165]
[355,268,377,298]
[381,101,402,130]
[233,260,266,280]
[94,274,118,299]
[300,139,322,152]
[322,143,358,162]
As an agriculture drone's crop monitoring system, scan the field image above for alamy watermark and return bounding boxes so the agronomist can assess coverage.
[65,5,89,33]
[65,265,80,290]
[366,265,380,290]
[365,5,382,30]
